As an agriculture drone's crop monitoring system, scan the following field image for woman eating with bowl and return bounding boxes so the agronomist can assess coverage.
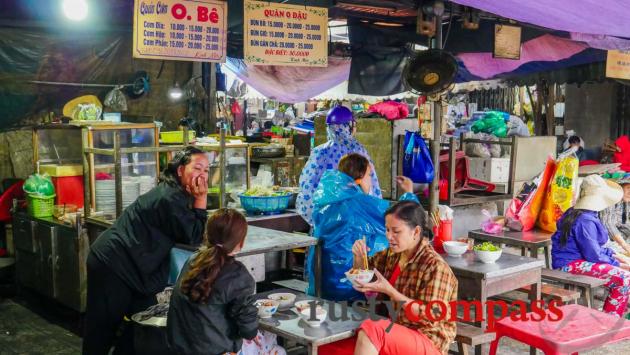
[305,153,418,301]
[350,201,458,355]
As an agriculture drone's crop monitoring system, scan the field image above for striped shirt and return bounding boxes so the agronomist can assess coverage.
[370,238,458,354]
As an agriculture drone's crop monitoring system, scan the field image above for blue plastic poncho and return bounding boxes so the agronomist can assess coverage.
[305,170,418,301]
[297,123,381,226]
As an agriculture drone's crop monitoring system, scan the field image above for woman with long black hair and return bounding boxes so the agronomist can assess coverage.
[552,175,630,317]
[167,209,259,354]
[84,146,209,355]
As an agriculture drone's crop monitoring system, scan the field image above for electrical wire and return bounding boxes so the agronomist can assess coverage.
[441,2,454,49]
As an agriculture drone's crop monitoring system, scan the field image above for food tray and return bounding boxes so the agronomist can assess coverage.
[160,130,196,143]
[239,194,291,215]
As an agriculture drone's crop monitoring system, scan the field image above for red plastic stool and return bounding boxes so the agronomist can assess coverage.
[318,336,356,355]
[489,304,630,355]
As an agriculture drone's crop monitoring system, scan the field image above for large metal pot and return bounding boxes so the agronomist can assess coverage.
[252,144,286,158]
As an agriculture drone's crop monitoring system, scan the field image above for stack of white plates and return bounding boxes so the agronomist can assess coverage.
[95,180,116,215]
[122,181,140,210]
[134,175,156,195]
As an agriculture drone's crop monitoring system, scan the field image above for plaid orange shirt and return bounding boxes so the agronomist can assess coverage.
[370,238,458,354]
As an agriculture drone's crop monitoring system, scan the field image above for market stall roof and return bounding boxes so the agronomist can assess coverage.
[450,0,630,39]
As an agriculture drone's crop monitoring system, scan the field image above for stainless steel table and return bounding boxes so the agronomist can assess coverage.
[255,289,365,355]
[469,229,553,268]
[208,209,310,234]
[174,226,322,295]
[443,251,544,355]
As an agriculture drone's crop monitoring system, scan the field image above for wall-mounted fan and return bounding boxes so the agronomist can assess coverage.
[402,49,458,95]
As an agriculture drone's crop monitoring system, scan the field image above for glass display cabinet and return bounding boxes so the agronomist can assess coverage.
[81,123,185,221]
[196,142,251,209]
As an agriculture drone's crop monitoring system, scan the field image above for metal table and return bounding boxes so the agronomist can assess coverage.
[468,229,553,268]
[174,226,321,295]
[443,251,544,355]
[245,210,310,234]
[255,289,365,355]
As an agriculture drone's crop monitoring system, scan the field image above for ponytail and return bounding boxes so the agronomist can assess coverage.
[179,209,247,303]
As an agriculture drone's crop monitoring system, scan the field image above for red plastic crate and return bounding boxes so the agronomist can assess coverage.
[52,176,84,208]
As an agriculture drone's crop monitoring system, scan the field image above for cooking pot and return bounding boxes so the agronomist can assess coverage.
[252,145,286,158]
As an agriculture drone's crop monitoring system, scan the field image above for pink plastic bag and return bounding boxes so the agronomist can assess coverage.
[368,101,409,120]
[481,210,503,234]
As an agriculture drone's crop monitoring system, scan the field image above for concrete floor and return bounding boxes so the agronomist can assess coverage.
[0,297,628,355]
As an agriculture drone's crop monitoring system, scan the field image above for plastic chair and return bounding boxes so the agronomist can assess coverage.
[0,180,24,223]
[0,180,24,255]
[439,151,495,195]
[489,304,630,355]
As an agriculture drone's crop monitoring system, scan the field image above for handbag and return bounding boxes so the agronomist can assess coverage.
[402,131,434,184]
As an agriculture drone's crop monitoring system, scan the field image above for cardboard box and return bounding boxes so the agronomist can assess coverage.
[469,157,510,183]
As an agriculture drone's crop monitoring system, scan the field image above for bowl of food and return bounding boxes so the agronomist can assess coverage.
[443,241,468,257]
[268,292,296,309]
[294,300,317,313]
[298,306,328,327]
[473,242,502,264]
[254,299,279,319]
[344,268,375,286]
[239,186,292,215]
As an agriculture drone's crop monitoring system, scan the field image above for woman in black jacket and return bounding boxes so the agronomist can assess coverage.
[167,208,258,355]
[84,146,209,355]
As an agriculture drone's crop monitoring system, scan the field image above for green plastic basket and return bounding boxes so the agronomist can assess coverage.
[27,194,55,218]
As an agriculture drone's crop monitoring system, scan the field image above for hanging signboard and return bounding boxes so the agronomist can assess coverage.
[493,24,521,60]
[243,0,328,67]
[133,0,227,62]
[606,50,630,80]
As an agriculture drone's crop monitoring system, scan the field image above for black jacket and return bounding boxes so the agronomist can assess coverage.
[90,183,207,295]
[167,254,258,355]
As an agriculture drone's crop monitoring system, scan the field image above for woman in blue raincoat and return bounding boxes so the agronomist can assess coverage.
[296,106,381,227]
[305,153,418,301]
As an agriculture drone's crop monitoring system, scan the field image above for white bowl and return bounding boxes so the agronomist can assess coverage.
[344,269,375,286]
[268,292,296,309]
[294,300,317,313]
[254,299,279,318]
[474,249,502,264]
[443,241,468,257]
[299,306,328,327]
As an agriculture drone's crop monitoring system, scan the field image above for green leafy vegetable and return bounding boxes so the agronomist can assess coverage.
[473,242,501,252]
[243,186,290,197]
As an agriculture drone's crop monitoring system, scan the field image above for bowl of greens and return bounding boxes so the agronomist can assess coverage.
[473,242,502,264]
[239,186,292,215]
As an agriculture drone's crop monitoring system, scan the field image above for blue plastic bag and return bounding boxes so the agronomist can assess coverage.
[402,131,434,184]
[304,170,418,301]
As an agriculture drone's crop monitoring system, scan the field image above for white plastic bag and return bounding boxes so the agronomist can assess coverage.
[104,86,128,111]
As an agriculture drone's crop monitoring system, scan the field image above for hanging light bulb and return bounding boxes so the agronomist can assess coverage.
[62,0,88,21]
[168,82,184,101]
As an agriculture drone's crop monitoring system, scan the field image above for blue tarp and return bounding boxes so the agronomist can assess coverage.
[305,170,418,301]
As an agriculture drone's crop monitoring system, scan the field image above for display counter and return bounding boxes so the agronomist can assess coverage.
[13,212,89,312]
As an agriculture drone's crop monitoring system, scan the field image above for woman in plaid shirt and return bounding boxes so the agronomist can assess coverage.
[350,201,458,355]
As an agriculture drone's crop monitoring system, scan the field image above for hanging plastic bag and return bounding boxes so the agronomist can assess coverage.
[505,157,556,231]
[23,173,55,197]
[537,153,579,232]
[471,111,509,138]
[481,209,503,234]
[104,86,128,111]
[402,130,434,183]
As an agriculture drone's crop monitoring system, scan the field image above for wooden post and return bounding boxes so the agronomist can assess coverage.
[546,84,555,137]
[429,13,443,221]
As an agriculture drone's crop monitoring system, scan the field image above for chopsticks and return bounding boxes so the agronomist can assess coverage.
[362,236,369,270]
[431,211,441,227]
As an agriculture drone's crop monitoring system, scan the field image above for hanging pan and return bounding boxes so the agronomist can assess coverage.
[402,49,458,95]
